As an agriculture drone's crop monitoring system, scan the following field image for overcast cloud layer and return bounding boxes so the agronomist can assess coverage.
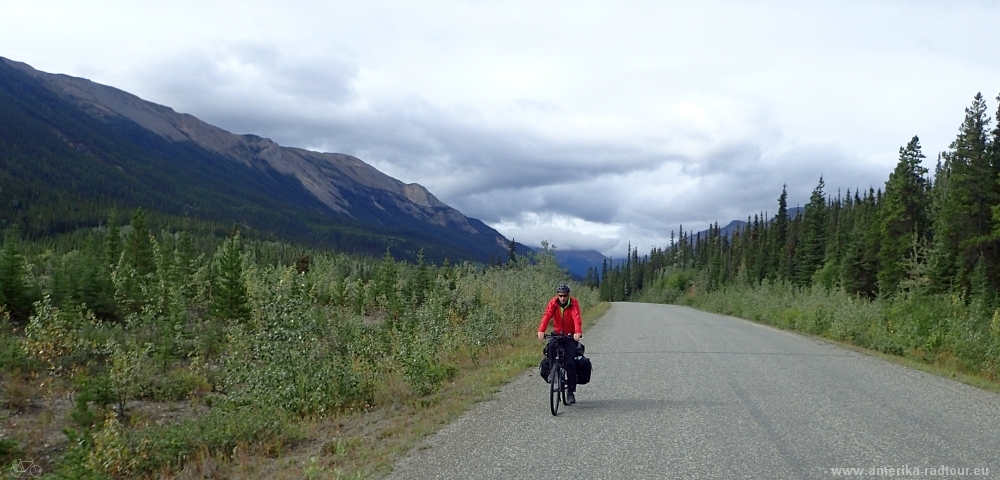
[4,0,1000,256]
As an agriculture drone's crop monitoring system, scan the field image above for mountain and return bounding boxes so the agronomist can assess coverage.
[554,208,810,278]
[0,57,511,262]
[550,249,608,279]
[692,207,806,240]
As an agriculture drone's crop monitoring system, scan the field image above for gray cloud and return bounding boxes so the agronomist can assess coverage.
[8,0,999,258]
[134,48,935,256]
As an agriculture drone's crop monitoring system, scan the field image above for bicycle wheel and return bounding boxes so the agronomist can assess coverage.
[549,365,562,416]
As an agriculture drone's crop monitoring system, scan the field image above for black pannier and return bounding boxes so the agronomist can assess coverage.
[539,357,551,380]
[575,355,592,384]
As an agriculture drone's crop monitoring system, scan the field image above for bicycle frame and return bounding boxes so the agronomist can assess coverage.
[545,333,572,415]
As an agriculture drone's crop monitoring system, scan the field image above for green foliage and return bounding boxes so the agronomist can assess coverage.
[128,406,296,477]
[795,177,828,286]
[210,232,250,322]
[3,205,598,476]
[23,297,106,374]
[930,93,997,295]
[70,373,117,430]
[123,209,155,278]
[0,227,40,324]
[878,137,930,296]
[0,316,41,373]
[0,436,22,468]
[49,242,118,321]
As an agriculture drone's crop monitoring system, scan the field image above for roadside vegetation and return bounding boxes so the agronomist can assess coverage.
[590,89,1000,388]
[0,212,598,479]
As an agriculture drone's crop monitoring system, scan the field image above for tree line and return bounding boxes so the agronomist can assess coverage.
[597,90,1000,305]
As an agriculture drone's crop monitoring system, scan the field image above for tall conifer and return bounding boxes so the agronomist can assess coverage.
[211,232,249,322]
[877,137,930,295]
[929,93,994,294]
[772,186,789,280]
[795,177,828,286]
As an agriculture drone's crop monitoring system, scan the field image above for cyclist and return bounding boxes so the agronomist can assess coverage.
[537,283,582,404]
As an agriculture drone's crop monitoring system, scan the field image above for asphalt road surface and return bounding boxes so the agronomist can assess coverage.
[384,303,1000,479]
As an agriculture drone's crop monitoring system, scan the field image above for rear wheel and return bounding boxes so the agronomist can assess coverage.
[549,365,562,416]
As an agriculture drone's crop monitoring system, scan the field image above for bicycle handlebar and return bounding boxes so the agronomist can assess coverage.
[543,332,579,339]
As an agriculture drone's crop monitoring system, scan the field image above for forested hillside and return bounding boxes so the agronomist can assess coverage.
[597,90,1000,380]
[0,58,515,264]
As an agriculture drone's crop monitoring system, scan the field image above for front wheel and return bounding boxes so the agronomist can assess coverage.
[549,366,562,416]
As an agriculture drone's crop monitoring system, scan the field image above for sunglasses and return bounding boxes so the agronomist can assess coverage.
[557,294,568,298]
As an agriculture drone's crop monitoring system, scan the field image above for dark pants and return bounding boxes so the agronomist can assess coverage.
[546,336,578,393]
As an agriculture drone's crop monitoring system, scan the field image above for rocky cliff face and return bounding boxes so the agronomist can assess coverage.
[3,58,481,235]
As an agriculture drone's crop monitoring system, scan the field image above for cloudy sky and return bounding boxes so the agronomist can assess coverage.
[3,1,1000,256]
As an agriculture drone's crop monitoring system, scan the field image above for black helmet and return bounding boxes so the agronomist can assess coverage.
[556,284,571,294]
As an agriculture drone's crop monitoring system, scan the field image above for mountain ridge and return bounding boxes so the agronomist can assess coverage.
[0,56,511,262]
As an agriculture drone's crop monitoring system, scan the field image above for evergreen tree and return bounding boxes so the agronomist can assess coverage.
[795,177,828,286]
[929,93,995,294]
[877,136,930,295]
[210,232,250,322]
[990,89,1000,240]
[123,208,155,277]
[771,186,790,280]
[410,249,431,307]
[50,236,118,320]
[173,230,198,301]
[842,189,881,298]
[0,227,37,324]
[104,214,122,267]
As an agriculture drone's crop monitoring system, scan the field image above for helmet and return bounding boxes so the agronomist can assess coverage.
[556,284,571,294]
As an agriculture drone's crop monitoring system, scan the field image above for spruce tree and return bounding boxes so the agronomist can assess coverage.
[771,186,790,280]
[877,137,930,296]
[173,230,198,301]
[124,209,155,278]
[929,93,995,294]
[842,189,881,298]
[105,215,122,267]
[0,227,36,324]
[211,232,250,322]
[795,177,828,286]
[991,89,1000,239]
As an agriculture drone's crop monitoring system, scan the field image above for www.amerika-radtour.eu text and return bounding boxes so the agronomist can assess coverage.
[829,465,990,477]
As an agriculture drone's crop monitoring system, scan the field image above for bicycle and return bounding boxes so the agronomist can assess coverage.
[9,458,42,478]
[543,333,573,416]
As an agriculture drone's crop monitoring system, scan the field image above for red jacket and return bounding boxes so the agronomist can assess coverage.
[538,296,582,335]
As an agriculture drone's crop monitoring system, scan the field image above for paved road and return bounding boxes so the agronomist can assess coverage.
[385,303,1000,479]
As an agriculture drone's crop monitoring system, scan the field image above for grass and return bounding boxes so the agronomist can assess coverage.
[805,333,1000,395]
[160,301,611,479]
[677,282,1000,396]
